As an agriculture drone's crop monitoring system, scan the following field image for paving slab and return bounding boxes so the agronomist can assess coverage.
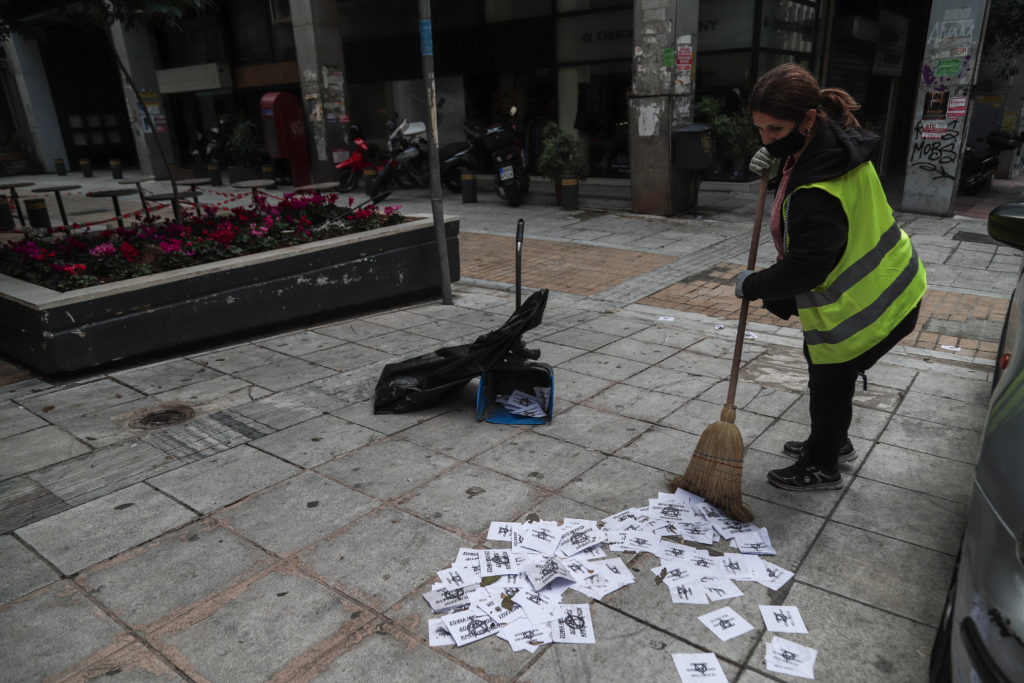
[298,507,467,611]
[471,431,606,490]
[0,475,70,534]
[557,456,675,514]
[77,520,272,628]
[536,404,647,453]
[0,400,47,439]
[544,367,614,403]
[301,342,394,372]
[858,442,976,505]
[623,365,721,399]
[613,424,698,475]
[799,521,955,626]
[108,358,221,394]
[147,444,300,514]
[255,329,346,356]
[15,482,196,575]
[584,383,683,423]
[317,437,458,500]
[248,414,383,468]
[59,641,186,681]
[233,354,338,391]
[153,570,365,682]
[832,478,967,555]
[896,390,989,431]
[0,580,130,681]
[748,582,936,682]
[231,389,329,430]
[16,377,145,420]
[395,463,546,538]
[782,395,891,442]
[398,409,520,459]
[189,342,291,374]
[559,351,651,382]
[877,414,982,464]
[0,424,92,480]
[0,533,58,603]
[216,471,378,556]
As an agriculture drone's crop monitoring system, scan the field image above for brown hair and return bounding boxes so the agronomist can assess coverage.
[748,62,861,131]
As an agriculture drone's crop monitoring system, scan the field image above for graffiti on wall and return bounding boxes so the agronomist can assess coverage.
[908,117,962,181]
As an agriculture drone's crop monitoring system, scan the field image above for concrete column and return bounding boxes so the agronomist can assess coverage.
[290,0,348,182]
[110,20,174,178]
[629,0,699,216]
[3,34,66,172]
[901,0,992,215]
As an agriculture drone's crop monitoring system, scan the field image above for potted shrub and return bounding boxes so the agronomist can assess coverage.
[536,122,589,203]
[224,117,264,183]
[695,96,759,181]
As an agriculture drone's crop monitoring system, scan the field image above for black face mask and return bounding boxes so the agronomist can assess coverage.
[764,126,807,158]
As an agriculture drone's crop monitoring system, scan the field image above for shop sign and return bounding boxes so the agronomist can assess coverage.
[556,9,633,64]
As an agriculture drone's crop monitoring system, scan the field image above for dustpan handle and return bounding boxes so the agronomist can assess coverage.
[515,218,524,311]
[726,173,770,407]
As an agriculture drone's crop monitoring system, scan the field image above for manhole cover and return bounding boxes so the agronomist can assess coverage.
[130,405,196,429]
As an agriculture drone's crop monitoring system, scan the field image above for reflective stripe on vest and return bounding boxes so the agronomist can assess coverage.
[785,161,927,364]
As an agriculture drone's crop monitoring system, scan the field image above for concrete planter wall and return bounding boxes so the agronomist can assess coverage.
[0,215,460,374]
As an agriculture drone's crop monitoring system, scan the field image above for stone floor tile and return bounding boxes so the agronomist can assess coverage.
[16,483,196,575]
[248,414,383,468]
[559,351,650,382]
[0,425,91,480]
[536,404,647,454]
[909,371,991,405]
[297,507,468,611]
[658,348,739,378]
[614,424,698,476]
[585,383,682,423]
[878,415,981,464]
[398,408,519,459]
[109,358,220,395]
[897,391,989,431]
[77,520,271,628]
[233,354,337,391]
[309,619,482,682]
[150,374,260,408]
[800,521,956,626]
[231,390,329,430]
[0,581,130,681]
[0,400,47,439]
[153,570,364,682]
[661,401,774,446]
[741,387,803,418]
[531,339,589,366]
[301,342,394,372]
[58,641,186,681]
[148,445,299,514]
[53,395,158,449]
[216,471,379,555]
[0,476,69,534]
[514,491,612,524]
[832,478,967,555]
[624,365,720,399]
[318,437,457,500]
[696,378,763,411]
[740,448,851,519]
[313,318,394,342]
[395,463,545,538]
[557,457,674,514]
[628,325,704,349]
[859,443,976,505]
[539,326,621,351]
[189,343,290,374]
[254,329,345,356]
[546,367,614,403]
[577,315,652,337]
[599,337,678,365]
[782,395,891,441]
[16,378,145,421]
[0,534,58,604]
[747,582,936,682]
[471,432,606,490]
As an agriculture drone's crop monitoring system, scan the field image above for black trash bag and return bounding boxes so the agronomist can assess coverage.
[373,289,549,413]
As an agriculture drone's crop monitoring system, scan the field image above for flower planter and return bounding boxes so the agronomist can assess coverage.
[0,215,460,374]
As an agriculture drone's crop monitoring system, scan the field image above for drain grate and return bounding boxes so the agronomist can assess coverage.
[130,405,196,430]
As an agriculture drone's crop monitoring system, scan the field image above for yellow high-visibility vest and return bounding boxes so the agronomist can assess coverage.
[784,161,927,364]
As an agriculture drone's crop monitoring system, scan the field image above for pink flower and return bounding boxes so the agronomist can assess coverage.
[158,239,182,253]
[89,242,116,257]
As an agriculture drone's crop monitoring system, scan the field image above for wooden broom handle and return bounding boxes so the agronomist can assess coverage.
[725,173,771,407]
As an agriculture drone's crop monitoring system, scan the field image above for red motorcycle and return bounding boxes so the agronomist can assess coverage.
[334,124,385,192]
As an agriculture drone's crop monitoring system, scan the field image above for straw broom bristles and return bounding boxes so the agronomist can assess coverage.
[669,405,752,522]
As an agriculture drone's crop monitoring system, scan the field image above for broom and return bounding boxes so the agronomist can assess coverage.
[669,173,770,523]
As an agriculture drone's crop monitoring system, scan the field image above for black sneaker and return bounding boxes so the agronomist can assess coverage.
[767,461,842,491]
[783,437,856,463]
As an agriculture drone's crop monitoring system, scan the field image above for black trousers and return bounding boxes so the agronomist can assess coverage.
[802,303,921,469]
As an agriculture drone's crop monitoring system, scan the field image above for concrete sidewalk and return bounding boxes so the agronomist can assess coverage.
[1,170,1021,682]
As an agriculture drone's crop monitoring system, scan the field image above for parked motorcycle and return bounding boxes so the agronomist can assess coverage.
[334,124,386,192]
[383,117,431,189]
[959,129,1023,195]
[440,106,529,207]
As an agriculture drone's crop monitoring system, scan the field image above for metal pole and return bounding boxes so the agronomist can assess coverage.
[417,0,453,305]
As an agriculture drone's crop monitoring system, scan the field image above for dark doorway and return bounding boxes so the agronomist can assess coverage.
[39,23,137,170]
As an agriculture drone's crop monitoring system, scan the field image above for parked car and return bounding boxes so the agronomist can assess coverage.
[930,198,1024,682]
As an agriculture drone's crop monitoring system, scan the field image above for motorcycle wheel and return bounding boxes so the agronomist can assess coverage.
[369,166,397,202]
[396,168,418,189]
[335,166,360,192]
[442,167,462,193]
[504,181,522,207]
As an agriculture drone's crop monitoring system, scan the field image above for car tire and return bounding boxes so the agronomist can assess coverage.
[929,559,958,683]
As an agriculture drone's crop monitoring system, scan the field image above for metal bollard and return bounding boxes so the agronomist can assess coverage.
[24,197,50,235]
[363,167,378,193]
[560,176,579,211]
[80,158,93,178]
[461,172,477,203]
[54,158,67,176]
[110,158,123,179]
[208,163,222,186]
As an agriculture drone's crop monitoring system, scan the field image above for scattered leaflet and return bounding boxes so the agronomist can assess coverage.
[551,605,596,644]
[759,605,808,634]
[698,606,755,642]
[672,652,729,683]
[495,389,547,417]
[765,636,818,679]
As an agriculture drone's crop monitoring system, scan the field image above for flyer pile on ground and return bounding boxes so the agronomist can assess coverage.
[494,386,551,418]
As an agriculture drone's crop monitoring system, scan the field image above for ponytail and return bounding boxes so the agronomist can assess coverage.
[820,88,861,130]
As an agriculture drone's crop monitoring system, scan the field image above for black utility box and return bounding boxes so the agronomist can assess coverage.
[672,123,714,170]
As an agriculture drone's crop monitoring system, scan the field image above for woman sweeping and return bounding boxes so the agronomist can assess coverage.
[736,63,926,491]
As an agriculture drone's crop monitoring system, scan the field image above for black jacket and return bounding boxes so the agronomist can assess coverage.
[743,121,883,318]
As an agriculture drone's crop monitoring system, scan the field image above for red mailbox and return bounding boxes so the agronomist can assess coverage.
[260,91,310,186]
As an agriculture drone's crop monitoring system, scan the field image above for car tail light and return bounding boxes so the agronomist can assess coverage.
[1000,352,1012,370]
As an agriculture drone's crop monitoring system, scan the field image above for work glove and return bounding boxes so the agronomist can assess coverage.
[748,147,779,178]
[735,270,753,298]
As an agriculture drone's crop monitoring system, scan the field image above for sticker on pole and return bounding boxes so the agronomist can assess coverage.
[419,19,433,55]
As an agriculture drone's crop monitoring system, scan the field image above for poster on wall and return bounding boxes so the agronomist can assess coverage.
[922,90,949,120]
[921,120,947,139]
[947,96,967,119]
